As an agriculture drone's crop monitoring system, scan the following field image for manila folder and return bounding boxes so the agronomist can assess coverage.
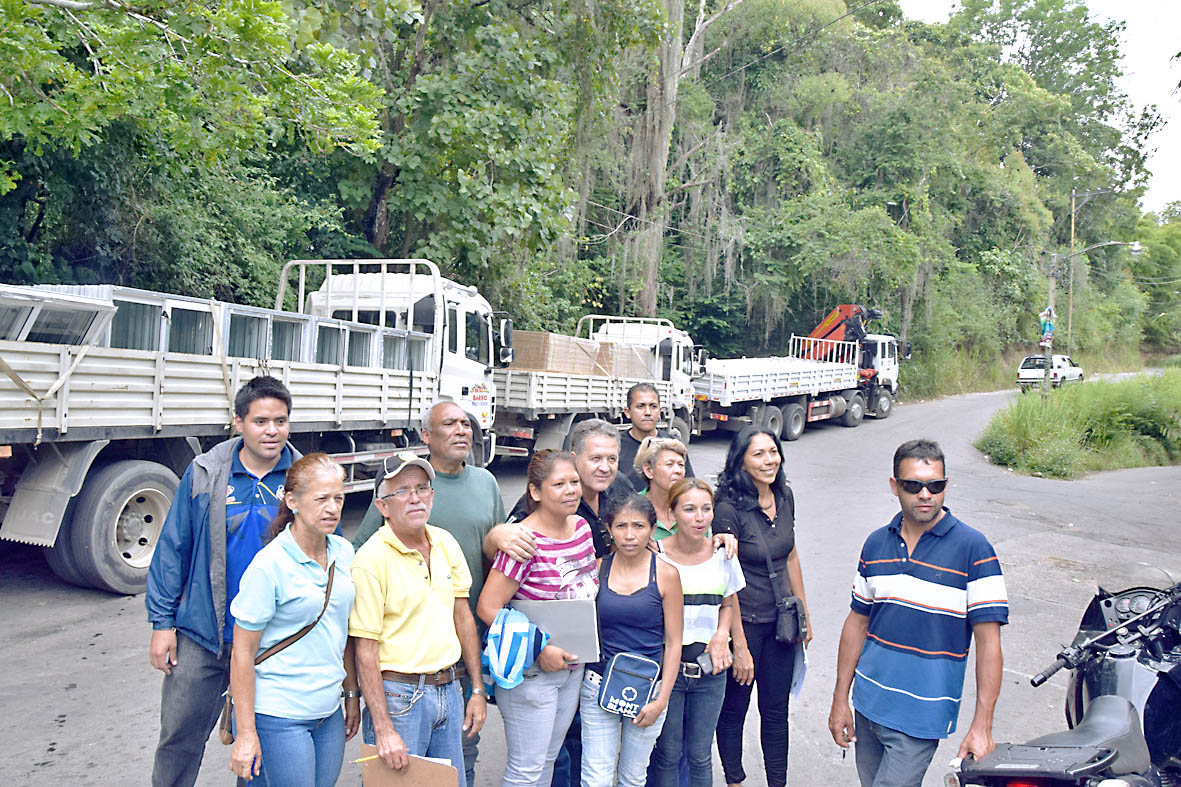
[359,743,458,787]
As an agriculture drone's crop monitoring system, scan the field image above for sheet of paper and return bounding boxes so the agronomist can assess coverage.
[790,643,807,698]
[358,743,459,787]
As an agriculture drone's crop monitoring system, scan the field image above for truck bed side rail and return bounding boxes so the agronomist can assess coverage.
[790,335,859,365]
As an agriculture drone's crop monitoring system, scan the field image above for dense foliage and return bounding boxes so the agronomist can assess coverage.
[976,370,1181,478]
[1,0,1176,395]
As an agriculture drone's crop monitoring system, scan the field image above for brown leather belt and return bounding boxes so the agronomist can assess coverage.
[381,666,457,686]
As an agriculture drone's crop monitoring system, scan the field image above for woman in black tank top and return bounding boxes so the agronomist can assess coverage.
[579,494,683,787]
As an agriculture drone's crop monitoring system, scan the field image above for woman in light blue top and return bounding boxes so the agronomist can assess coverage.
[229,453,359,785]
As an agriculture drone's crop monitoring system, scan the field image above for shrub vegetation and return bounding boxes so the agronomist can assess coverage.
[976,371,1181,479]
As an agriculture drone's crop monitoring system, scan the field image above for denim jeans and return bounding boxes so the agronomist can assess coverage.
[496,666,583,786]
[151,632,230,787]
[361,677,468,787]
[549,713,580,787]
[459,673,480,787]
[649,668,726,787]
[716,620,796,787]
[578,673,667,787]
[252,709,345,787]
[854,710,940,787]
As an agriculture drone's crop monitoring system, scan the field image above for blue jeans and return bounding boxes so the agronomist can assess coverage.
[578,673,666,787]
[853,710,939,787]
[252,709,345,787]
[362,677,468,787]
[649,668,726,787]
[151,632,230,787]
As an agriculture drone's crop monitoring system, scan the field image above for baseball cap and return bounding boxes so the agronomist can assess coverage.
[380,451,436,483]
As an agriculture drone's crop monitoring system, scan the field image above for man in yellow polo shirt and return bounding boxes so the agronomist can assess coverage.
[350,452,487,785]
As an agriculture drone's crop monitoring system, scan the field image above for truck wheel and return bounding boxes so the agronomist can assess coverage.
[872,391,894,419]
[43,508,92,588]
[69,460,179,594]
[782,404,805,442]
[839,394,865,427]
[760,407,783,439]
[670,416,691,446]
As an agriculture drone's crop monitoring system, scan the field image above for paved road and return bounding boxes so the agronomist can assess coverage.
[1,387,1178,786]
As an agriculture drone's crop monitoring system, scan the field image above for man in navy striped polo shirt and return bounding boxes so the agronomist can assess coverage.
[828,439,1007,787]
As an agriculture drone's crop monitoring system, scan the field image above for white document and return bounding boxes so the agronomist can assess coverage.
[510,598,601,664]
[790,643,807,698]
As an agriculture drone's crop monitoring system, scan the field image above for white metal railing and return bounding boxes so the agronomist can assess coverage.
[789,335,859,366]
[575,314,677,345]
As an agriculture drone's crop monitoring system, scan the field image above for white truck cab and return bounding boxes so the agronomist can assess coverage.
[860,333,901,394]
[289,260,504,461]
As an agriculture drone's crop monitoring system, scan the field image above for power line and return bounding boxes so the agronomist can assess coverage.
[585,200,714,242]
[702,0,889,92]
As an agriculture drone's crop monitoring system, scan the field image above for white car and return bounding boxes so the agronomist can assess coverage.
[1017,354,1084,391]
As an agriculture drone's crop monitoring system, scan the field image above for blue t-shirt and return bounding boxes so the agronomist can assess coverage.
[230,529,356,720]
[223,447,292,642]
[850,508,1008,739]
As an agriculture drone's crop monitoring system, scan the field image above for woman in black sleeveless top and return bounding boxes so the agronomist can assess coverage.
[579,494,683,787]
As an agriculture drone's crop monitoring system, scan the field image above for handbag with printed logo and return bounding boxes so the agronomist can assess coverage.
[597,652,660,718]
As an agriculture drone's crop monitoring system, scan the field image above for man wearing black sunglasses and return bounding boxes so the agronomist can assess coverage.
[828,439,1008,787]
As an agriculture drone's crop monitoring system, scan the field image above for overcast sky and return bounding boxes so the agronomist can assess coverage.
[897,0,1180,216]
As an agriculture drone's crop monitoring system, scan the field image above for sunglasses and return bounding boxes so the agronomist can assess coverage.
[895,478,948,495]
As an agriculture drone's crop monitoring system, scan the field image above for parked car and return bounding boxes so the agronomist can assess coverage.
[1017,354,1084,391]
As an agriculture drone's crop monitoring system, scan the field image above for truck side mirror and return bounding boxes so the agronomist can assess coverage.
[694,346,709,373]
[496,317,514,367]
[903,341,913,360]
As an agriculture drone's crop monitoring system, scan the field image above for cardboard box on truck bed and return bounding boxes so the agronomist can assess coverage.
[510,331,600,375]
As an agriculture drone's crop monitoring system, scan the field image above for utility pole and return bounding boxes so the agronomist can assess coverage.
[1042,254,1058,400]
[1068,191,1076,350]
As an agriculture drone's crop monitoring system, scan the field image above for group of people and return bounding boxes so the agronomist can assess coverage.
[145,376,1008,787]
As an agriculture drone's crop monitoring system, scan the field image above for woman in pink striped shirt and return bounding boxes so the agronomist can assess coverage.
[478,450,599,786]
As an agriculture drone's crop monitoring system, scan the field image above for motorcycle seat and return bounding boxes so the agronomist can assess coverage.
[1028,694,1152,775]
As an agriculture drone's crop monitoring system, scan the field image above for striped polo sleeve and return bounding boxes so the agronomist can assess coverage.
[966,538,1008,625]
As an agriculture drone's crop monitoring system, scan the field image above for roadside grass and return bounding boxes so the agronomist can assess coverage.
[1163,354,1181,369]
[975,370,1181,479]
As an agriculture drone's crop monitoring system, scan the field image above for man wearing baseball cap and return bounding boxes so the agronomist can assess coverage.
[349,452,487,785]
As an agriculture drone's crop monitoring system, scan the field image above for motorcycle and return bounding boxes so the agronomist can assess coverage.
[952,569,1181,787]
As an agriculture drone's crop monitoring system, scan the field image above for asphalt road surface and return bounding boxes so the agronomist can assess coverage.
[1,386,1178,786]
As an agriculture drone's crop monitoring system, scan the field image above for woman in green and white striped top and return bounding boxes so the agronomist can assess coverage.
[649,478,747,787]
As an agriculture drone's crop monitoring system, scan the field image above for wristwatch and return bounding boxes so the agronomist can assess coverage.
[342,689,361,699]
[470,687,486,697]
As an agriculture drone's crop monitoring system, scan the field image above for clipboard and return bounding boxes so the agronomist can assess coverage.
[358,743,459,787]
[510,597,601,664]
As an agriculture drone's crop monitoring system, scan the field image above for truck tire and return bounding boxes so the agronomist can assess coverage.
[43,508,92,588]
[69,460,179,594]
[782,404,805,442]
[670,416,691,446]
[872,390,894,419]
[839,393,865,428]
[760,406,783,439]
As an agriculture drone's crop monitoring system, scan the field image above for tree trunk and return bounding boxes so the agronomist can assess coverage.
[635,0,685,316]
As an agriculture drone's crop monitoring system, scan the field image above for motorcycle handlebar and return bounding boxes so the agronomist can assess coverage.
[1031,657,1069,687]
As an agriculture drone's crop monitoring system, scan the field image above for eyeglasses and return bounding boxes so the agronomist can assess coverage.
[895,478,948,495]
[379,483,434,500]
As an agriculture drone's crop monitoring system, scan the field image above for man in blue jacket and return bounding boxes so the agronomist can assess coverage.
[146,376,298,787]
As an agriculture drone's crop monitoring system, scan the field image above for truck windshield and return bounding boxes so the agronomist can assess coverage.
[1020,357,1046,370]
